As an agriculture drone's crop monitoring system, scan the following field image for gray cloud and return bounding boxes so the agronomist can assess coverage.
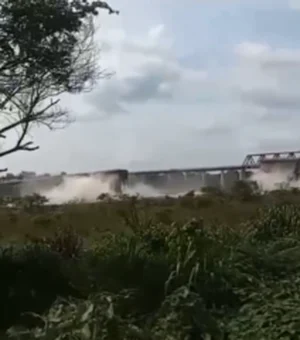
[119,63,179,103]
[239,89,300,110]
[6,1,300,174]
[234,42,300,113]
[84,30,204,115]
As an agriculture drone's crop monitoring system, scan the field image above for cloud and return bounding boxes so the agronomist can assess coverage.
[232,41,300,114]
[218,40,300,154]
[3,1,300,174]
[83,23,207,116]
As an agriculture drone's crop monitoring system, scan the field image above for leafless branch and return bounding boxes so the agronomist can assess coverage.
[94,1,120,15]
[0,0,117,168]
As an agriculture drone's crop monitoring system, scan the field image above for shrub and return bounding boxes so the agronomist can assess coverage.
[250,204,300,241]
[228,275,300,340]
[27,225,84,259]
[0,245,82,330]
[2,191,300,338]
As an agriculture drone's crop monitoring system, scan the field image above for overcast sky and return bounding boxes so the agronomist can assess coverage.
[2,0,300,174]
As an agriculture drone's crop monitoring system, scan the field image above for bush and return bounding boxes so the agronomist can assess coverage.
[250,204,300,241]
[1,192,300,338]
[0,245,82,329]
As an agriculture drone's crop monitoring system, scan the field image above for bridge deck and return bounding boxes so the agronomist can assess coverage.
[131,164,259,176]
[2,152,300,185]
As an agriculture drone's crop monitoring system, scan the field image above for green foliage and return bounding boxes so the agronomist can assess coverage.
[227,239,300,339]
[152,287,222,340]
[0,0,118,90]
[28,225,84,259]
[7,294,141,340]
[0,244,81,330]
[251,204,300,241]
[1,192,300,338]
[0,0,118,160]
[228,275,300,340]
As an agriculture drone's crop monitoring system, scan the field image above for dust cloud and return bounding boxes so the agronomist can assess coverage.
[20,168,300,205]
[250,169,300,191]
[38,175,164,204]
[36,175,203,204]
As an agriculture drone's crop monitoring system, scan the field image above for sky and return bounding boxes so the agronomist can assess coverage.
[2,0,300,174]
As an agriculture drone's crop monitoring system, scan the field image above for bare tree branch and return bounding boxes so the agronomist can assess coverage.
[0,0,118,168]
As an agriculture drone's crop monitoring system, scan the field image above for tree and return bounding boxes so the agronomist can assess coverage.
[0,0,118,169]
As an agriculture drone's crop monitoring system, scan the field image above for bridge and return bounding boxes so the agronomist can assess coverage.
[131,150,300,176]
[0,150,300,197]
[131,165,257,176]
[128,150,300,193]
[242,150,300,166]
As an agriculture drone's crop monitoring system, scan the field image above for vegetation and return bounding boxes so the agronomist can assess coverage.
[1,1,298,338]
[0,0,117,167]
[0,186,300,339]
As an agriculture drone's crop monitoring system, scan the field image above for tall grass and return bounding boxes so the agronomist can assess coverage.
[1,187,300,338]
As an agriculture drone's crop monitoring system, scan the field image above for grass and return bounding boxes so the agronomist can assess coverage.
[0,190,272,242]
[1,184,300,339]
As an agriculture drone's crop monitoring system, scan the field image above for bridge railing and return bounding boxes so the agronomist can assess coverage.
[242,151,300,166]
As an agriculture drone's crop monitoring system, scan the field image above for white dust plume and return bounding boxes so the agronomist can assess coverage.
[37,175,164,204]
[21,167,300,205]
[250,169,300,191]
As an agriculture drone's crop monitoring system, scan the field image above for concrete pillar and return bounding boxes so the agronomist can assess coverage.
[239,169,246,181]
[201,172,207,187]
[220,171,225,189]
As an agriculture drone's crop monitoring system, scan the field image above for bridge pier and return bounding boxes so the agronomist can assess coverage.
[201,172,207,187]
[239,169,246,181]
[220,171,225,190]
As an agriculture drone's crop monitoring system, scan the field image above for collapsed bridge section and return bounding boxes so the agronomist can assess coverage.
[0,169,129,198]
